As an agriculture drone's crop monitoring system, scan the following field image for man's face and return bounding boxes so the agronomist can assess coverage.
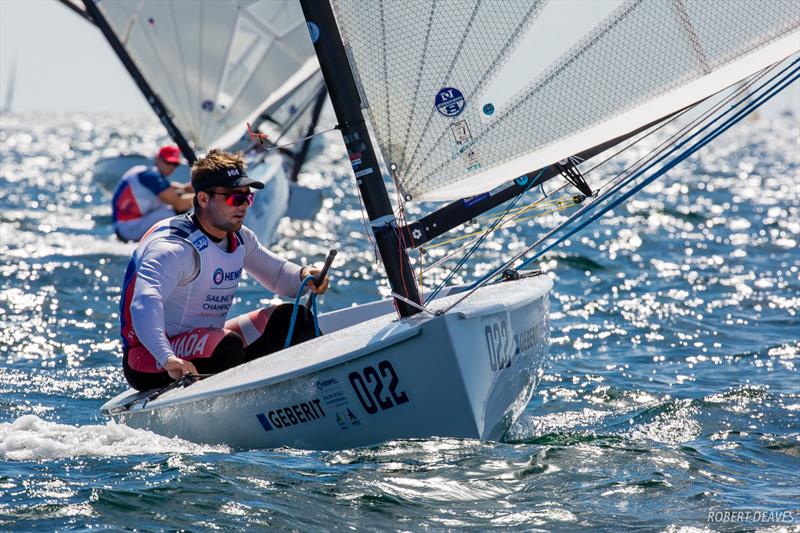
[155,156,179,177]
[201,186,253,233]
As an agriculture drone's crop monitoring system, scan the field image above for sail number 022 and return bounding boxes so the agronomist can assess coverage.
[348,360,410,415]
[485,320,512,371]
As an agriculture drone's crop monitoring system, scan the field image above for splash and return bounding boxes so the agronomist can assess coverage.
[0,415,229,461]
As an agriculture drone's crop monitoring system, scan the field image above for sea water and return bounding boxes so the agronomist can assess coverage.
[0,111,798,531]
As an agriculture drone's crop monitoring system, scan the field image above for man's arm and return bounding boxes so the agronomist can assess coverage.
[240,226,304,297]
[139,170,194,213]
[129,239,197,369]
[157,186,194,213]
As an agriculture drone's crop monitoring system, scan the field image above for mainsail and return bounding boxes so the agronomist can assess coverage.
[330,0,800,202]
[83,0,320,151]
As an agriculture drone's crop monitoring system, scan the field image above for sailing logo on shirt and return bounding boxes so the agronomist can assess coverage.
[192,235,209,251]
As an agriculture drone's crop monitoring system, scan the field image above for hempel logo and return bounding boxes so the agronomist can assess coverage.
[212,267,242,285]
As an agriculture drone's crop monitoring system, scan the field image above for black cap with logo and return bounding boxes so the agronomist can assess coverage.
[191,166,265,191]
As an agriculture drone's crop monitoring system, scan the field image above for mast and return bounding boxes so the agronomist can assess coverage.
[81,0,197,164]
[300,0,422,317]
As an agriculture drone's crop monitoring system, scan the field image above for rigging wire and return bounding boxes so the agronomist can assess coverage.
[416,114,681,284]
[436,56,799,314]
[504,60,796,281]
[424,170,541,303]
[259,126,339,154]
[424,195,584,251]
[355,187,380,267]
[416,81,707,289]
[419,191,582,274]
[392,175,415,301]
[591,63,774,198]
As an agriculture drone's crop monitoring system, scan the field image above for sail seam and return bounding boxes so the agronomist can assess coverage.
[673,0,710,74]
[170,1,200,138]
[379,0,393,160]
[395,0,437,175]
[397,0,483,181]
[407,0,640,193]
[404,0,547,190]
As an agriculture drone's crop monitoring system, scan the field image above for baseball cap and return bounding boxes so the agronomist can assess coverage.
[157,145,181,164]
[191,166,265,191]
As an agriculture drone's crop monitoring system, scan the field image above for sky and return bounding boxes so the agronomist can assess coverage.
[0,0,797,117]
[0,0,150,113]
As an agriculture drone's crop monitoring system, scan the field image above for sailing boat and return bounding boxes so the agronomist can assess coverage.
[101,0,800,450]
[62,0,328,242]
[0,57,15,115]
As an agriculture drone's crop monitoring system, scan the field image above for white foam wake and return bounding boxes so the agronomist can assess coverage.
[0,415,229,461]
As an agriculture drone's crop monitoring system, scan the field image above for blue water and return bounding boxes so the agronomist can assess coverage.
[0,111,798,531]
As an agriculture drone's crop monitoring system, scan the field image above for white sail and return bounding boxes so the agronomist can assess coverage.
[94,0,319,150]
[331,0,800,202]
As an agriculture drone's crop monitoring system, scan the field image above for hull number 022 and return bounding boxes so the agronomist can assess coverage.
[485,320,511,371]
[348,360,410,415]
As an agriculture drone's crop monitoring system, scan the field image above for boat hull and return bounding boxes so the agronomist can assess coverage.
[102,275,551,450]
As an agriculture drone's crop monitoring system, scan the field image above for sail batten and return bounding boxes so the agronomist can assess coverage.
[330,0,800,202]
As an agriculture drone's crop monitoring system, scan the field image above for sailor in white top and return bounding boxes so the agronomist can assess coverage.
[119,149,330,391]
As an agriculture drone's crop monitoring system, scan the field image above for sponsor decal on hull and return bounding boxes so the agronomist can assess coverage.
[256,399,326,432]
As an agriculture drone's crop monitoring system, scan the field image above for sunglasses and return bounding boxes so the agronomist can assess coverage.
[206,191,255,207]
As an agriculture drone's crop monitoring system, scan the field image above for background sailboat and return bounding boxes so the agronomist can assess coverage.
[0,57,15,115]
[100,0,799,450]
[60,0,329,242]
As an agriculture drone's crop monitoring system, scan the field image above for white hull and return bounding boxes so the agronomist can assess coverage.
[102,275,552,450]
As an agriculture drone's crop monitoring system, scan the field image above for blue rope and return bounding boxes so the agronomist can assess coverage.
[425,169,543,303]
[284,274,321,349]
[466,57,800,290]
[507,60,800,277]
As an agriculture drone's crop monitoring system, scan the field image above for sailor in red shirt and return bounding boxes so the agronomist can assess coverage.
[111,145,194,242]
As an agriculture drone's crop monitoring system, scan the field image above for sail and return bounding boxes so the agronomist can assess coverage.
[92,0,319,150]
[250,71,326,145]
[330,0,800,202]
[1,58,15,114]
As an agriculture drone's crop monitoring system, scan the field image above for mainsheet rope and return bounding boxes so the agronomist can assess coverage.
[284,275,322,349]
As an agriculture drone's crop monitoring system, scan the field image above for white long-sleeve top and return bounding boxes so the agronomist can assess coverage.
[126,223,303,367]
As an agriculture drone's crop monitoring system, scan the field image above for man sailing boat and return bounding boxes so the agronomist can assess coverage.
[119,149,330,390]
[111,145,194,242]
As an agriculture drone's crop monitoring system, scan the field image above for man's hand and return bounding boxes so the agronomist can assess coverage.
[300,265,330,295]
[171,181,194,193]
[164,356,199,381]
